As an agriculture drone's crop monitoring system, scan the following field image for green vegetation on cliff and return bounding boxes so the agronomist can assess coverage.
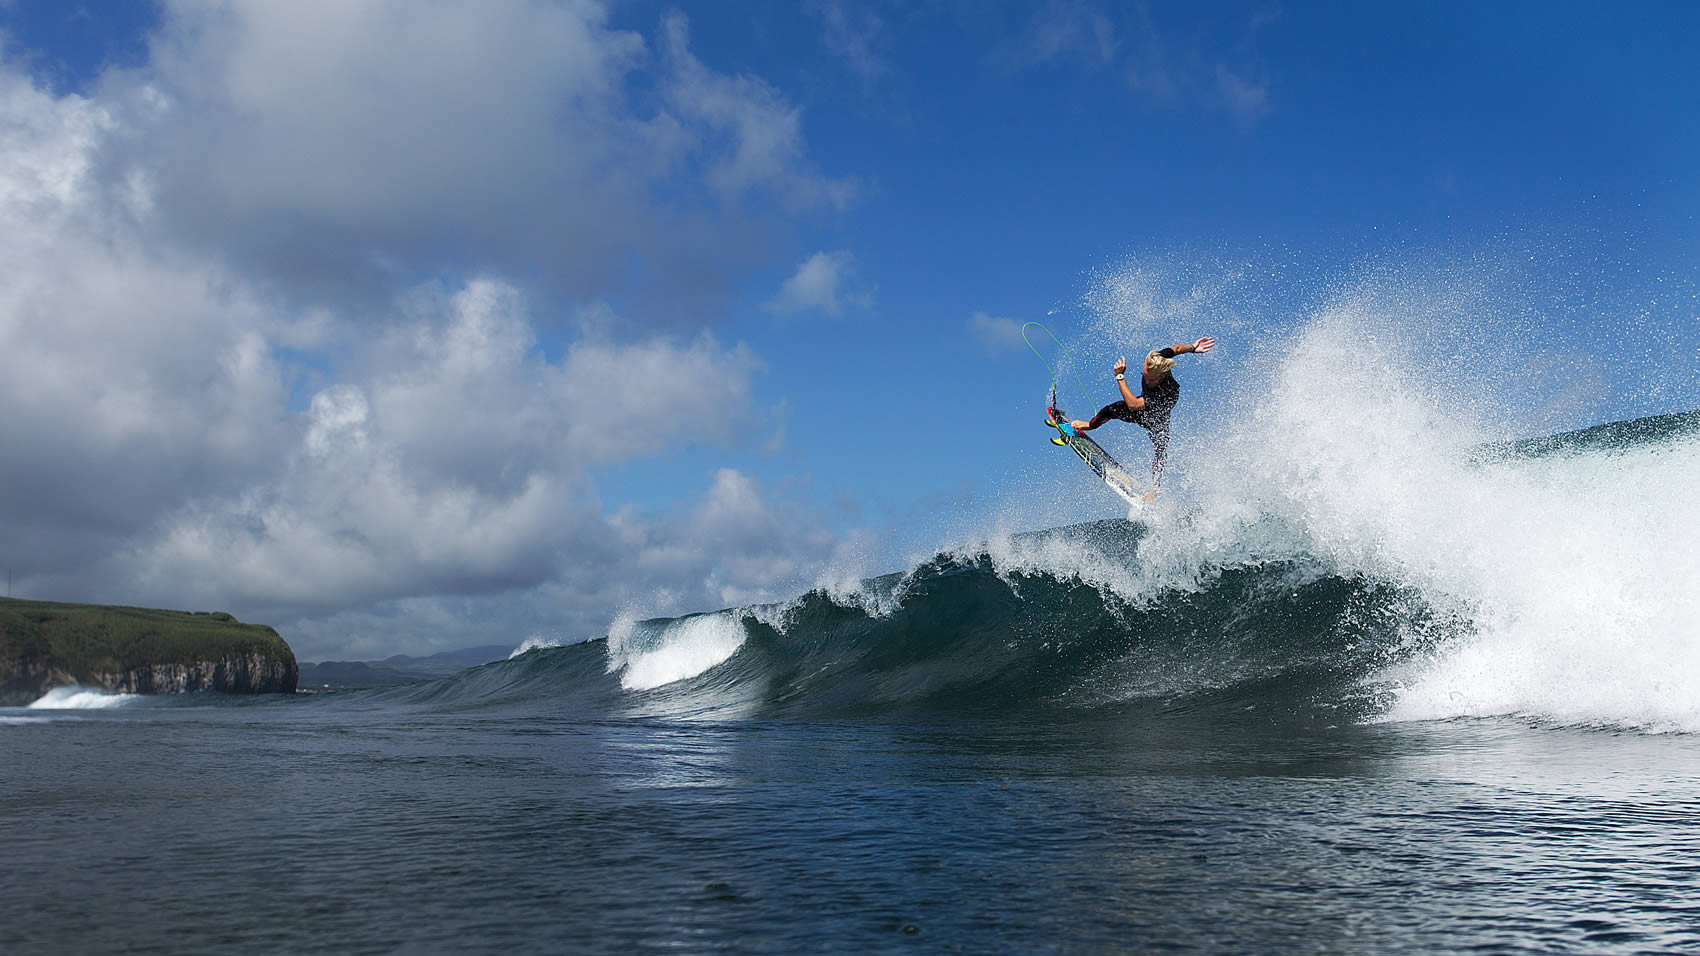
[0,596,297,702]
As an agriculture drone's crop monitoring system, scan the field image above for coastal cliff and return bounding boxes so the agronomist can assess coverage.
[0,597,297,706]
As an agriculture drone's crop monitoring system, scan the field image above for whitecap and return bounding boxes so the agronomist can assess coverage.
[27,686,139,710]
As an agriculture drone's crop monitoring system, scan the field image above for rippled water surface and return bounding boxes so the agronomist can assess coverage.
[5,697,1699,953]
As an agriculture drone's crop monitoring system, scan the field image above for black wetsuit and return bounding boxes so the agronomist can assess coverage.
[1088,349,1179,485]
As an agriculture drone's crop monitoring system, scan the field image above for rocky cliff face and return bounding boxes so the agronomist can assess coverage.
[0,650,297,706]
[97,649,299,696]
[0,655,78,707]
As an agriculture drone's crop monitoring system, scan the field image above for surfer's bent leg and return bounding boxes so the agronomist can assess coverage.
[1087,401,1138,430]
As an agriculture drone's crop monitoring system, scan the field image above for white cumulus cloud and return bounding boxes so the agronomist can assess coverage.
[970,312,1028,354]
[94,0,853,322]
[763,250,872,317]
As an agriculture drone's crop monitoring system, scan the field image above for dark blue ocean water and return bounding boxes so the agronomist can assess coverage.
[5,693,1700,954]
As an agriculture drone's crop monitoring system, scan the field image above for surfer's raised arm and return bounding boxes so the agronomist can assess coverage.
[1166,337,1216,355]
[1112,355,1141,409]
[1096,338,1214,415]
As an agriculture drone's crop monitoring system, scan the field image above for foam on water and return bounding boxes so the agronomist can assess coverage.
[1241,327,1694,731]
[606,612,750,691]
[1383,437,1700,731]
[28,686,139,709]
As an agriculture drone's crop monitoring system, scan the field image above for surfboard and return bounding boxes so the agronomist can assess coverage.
[1046,403,1146,508]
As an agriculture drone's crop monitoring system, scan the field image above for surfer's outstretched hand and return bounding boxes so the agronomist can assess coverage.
[1113,356,1128,376]
[1193,336,1215,354]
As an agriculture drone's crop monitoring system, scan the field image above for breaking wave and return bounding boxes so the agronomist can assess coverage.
[388,399,1696,734]
[27,686,140,709]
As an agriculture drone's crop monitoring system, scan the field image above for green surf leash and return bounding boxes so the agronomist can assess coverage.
[1021,321,1095,413]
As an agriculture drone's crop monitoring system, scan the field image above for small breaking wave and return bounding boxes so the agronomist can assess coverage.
[509,635,565,659]
[28,686,139,710]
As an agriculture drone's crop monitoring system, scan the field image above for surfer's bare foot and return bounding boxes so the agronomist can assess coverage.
[1141,490,1158,503]
[1070,420,1090,431]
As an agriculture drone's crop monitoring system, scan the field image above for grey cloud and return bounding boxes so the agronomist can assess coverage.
[1022,1,1118,69]
[1216,64,1270,123]
[112,280,773,614]
[607,468,845,612]
[763,250,872,317]
[93,0,850,324]
[0,69,295,574]
[969,311,1028,354]
[994,2,1269,120]
[808,0,889,82]
[265,466,847,662]
[660,12,857,212]
[19,275,833,657]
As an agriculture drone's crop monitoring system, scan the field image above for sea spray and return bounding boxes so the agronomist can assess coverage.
[1166,292,1700,731]
[509,634,564,659]
[1384,431,1700,731]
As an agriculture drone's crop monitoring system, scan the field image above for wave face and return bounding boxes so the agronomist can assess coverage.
[409,542,1437,724]
[398,406,1699,733]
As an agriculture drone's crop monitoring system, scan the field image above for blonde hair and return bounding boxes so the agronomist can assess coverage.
[1144,349,1176,374]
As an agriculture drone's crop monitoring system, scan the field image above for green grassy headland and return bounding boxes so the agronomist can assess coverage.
[0,595,296,689]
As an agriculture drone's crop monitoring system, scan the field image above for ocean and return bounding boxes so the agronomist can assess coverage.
[4,409,1699,953]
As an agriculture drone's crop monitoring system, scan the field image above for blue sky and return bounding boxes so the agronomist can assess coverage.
[1,1,1695,658]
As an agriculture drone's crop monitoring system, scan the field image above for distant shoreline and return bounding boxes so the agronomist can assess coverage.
[297,644,513,691]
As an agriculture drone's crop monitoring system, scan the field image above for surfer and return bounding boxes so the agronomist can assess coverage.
[1070,336,1215,493]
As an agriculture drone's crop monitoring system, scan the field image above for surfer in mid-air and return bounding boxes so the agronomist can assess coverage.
[1069,336,1215,497]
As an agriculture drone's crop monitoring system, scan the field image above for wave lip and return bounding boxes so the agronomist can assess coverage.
[509,635,565,660]
[27,686,140,709]
[608,613,750,691]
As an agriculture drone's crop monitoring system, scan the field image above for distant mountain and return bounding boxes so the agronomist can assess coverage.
[381,645,514,674]
[298,644,511,690]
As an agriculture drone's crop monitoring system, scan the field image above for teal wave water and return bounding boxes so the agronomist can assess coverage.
[411,532,1446,725]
